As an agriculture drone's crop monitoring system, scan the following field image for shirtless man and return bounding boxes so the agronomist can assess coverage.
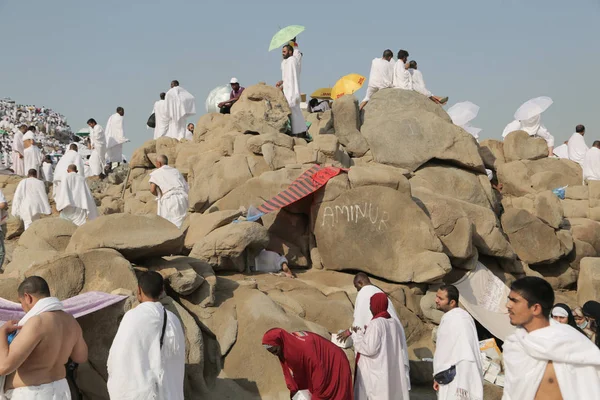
[503,276,600,400]
[0,276,88,399]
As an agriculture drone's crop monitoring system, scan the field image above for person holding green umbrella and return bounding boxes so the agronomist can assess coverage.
[275,37,307,139]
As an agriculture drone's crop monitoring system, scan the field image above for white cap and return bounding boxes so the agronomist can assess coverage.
[230,77,239,84]
[23,131,34,141]
[551,306,569,318]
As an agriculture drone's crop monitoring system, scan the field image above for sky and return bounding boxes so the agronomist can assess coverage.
[1,0,599,156]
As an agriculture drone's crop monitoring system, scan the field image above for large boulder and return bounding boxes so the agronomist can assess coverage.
[478,140,505,170]
[503,130,549,162]
[184,210,243,250]
[25,254,85,300]
[331,95,369,156]
[230,83,291,135]
[577,257,600,305]
[66,214,185,261]
[17,218,77,252]
[497,158,582,196]
[313,185,451,283]
[193,113,234,141]
[129,140,156,168]
[362,89,484,173]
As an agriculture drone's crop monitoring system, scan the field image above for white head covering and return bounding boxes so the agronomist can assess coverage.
[23,131,34,141]
[230,77,239,84]
[520,114,541,136]
[551,306,569,318]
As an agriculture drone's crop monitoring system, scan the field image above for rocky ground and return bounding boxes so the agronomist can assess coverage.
[0,85,596,399]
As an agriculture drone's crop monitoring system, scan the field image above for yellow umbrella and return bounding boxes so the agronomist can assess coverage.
[310,88,333,100]
[330,74,366,100]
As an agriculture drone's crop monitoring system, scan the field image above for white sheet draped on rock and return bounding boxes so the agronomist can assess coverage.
[502,320,600,400]
[23,145,43,176]
[53,150,85,198]
[409,69,431,97]
[165,87,196,140]
[553,143,569,159]
[392,61,412,90]
[584,147,600,182]
[352,318,410,400]
[11,130,24,176]
[42,161,53,182]
[105,113,128,164]
[89,124,106,176]
[282,46,306,135]
[434,308,483,400]
[149,166,189,228]
[352,285,410,393]
[12,177,51,230]
[567,132,588,166]
[362,58,395,102]
[0,297,64,399]
[107,301,185,400]
[153,100,169,139]
[55,172,98,226]
[502,115,554,148]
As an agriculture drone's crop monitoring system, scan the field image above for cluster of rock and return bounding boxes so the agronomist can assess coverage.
[0,85,598,399]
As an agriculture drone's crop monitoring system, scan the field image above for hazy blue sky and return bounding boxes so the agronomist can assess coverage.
[1,0,599,156]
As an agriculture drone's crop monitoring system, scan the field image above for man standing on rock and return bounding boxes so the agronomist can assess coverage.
[22,129,43,177]
[53,144,85,197]
[12,169,51,230]
[55,164,98,226]
[359,49,395,110]
[149,154,189,229]
[337,272,410,397]
[86,118,106,177]
[503,277,600,399]
[107,271,186,400]
[165,80,196,140]
[0,276,88,399]
[433,284,483,400]
[276,39,307,138]
[153,92,169,139]
[105,107,128,169]
[10,125,25,176]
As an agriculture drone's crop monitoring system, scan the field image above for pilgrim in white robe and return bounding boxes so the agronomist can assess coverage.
[149,165,189,228]
[107,301,186,400]
[502,320,600,400]
[362,58,395,102]
[282,46,306,135]
[165,87,196,140]
[392,61,412,90]
[352,317,410,400]
[502,115,554,148]
[153,100,169,139]
[23,144,43,176]
[434,308,484,400]
[352,285,410,398]
[409,68,431,97]
[567,132,588,166]
[55,172,98,226]
[53,149,85,196]
[553,143,569,159]
[42,161,54,182]
[10,130,24,176]
[89,124,106,176]
[104,113,128,164]
[11,177,51,230]
[583,147,600,182]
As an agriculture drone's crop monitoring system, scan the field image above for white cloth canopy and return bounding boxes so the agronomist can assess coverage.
[514,96,553,121]
[583,147,600,182]
[502,320,600,400]
[567,132,588,166]
[149,165,189,228]
[23,145,43,176]
[11,177,51,230]
[392,61,412,90]
[105,113,128,164]
[165,87,196,140]
[409,69,431,97]
[153,100,169,139]
[281,47,306,135]
[447,101,480,127]
[352,317,410,400]
[362,58,395,102]
[434,308,484,400]
[55,172,98,226]
[553,143,569,159]
[107,301,186,400]
[11,130,24,176]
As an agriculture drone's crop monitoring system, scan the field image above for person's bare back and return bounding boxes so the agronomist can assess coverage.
[534,361,563,400]
[3,310,87,390]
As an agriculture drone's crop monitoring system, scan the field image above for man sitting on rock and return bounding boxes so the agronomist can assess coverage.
[567,124,588,167]
[583,140,600,182]
[55,164,98,226]
[407,60,448,105]
[218,77,245,114]
[107,271,186,400]
[359,49,395,110]
[12,168,51,230]
[0,276,88,399]
[149,154,189,229]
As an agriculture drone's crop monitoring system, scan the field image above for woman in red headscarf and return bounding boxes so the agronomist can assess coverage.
[262,328,353,400]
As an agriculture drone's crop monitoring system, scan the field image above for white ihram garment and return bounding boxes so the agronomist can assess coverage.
[553,143,569,159]
[282,47,306,135]
[584,147,600,182]
[567,132,588,166]
[105,113,128,163]
[153,100,169,139]
[55,172,98,226]
[89,125,106,176]
[53,149,85,198]
[11,130,24,176]
[502,320,600,400]
[392,61,412,90]
[165,87,196,140]
[352,284,410,398]
[502,115,554,148]
[42,162,53,182]
[362,58,395,102]
[433,308,483,400]
[11,177,51,230]
[149,165,189,228]
[24,145,43,176]
[409,69,432,97]
[107,301,186,400]
[352,317,410,400]
[0,297,65,400]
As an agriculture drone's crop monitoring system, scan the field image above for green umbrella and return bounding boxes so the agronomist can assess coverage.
[268,25,305,51]
[76,127,90,137]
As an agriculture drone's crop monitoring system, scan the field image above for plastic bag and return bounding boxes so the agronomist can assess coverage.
[552,185,567,200]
